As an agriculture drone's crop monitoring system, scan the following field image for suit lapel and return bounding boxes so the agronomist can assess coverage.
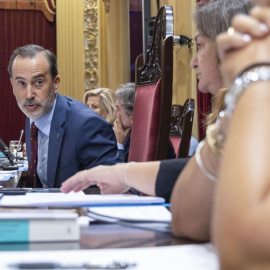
[47,94,66,188]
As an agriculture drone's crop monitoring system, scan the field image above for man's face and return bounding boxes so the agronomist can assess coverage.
[114,99,133,129]
[190,32,223,95]
[10,52,60,121]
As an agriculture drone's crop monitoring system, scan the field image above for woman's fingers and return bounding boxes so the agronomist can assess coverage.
[253,0,270,7]
[61,170,93,193]
[216,31,251,61]
[231,14,269,37]
[251,6,270,26]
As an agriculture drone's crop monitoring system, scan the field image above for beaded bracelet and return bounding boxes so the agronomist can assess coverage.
[195,140,217,182]
[207,64,270,157]
[225,64,270,116]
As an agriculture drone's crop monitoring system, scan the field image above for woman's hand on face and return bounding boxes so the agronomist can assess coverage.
[60,164,130,194]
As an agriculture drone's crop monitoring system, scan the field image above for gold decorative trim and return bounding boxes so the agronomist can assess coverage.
[51,0,56,8]
[0,0,55,22]
[84,0,99,90]
[43,0,56,15]
[103,0,110,13]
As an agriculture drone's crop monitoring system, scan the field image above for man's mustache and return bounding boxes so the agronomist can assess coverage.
[22,99,42,107]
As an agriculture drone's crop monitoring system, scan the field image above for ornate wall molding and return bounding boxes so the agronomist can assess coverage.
[103,0,110,13]
[84,0,98,90]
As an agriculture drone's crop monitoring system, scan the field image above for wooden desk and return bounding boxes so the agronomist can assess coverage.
[80,223,197,249]
[0,222,199,251]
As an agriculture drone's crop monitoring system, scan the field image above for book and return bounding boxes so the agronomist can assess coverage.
[0,209,80,243]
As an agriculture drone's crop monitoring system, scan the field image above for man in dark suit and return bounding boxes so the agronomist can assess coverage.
[8,44,121,188]
[114,83,175,162]
[113,83,134,162]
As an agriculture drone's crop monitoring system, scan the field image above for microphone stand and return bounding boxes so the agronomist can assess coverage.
[15,130,24,161]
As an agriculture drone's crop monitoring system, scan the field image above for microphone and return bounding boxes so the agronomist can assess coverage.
[0,137,15,166]
[16,130,24,161]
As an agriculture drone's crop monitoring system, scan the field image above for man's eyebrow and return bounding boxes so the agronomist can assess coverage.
[14,73,47,81]
[14,76,26,81]
[32,73,46,80]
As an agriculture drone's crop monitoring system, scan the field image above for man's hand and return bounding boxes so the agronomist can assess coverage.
[113,114,131,144]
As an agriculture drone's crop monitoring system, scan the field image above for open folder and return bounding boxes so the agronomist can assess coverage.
[0,192,165,208]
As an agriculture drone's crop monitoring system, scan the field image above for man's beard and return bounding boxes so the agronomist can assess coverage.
[17,88,56,121]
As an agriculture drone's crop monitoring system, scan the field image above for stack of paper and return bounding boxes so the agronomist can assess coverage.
[88,206,172,223]
[0,193,165,208]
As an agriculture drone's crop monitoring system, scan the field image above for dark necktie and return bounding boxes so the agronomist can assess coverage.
[27,122,39,187]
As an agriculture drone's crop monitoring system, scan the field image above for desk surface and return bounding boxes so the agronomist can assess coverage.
[80,223,197,249]
[0,223,199,251]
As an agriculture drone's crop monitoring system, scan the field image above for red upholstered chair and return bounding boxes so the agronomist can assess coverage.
[128,6,173,162]
[170,99,195,158]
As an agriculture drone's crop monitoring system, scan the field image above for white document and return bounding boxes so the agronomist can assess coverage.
[0,170,17,181]
[89,206,172,223]
[0,244,219,270]
[0,192,165,208]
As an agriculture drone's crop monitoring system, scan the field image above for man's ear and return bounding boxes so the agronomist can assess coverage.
[53,75,61,93]
[10,78,15,95]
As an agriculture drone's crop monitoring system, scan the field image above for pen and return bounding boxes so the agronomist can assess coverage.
[8,261,137,269]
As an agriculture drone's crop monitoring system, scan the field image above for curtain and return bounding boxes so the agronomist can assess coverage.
[129,8,143,82]
[0,9,56,145]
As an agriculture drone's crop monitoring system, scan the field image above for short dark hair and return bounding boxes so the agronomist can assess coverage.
[8,44,58,79]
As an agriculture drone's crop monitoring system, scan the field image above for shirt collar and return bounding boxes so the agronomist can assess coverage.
[30,95,57,136]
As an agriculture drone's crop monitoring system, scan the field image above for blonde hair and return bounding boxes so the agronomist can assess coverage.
[83,88,117,125]
[205,88,227,126]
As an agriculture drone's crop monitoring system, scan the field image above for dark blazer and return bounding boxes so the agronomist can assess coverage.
[118,135,130,162]
[119,136,176,162]
[25,94,121,188]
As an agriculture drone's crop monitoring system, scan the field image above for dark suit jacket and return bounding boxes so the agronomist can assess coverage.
[118,135,130,162]
[25,94,121,188]
[119,136,176,162]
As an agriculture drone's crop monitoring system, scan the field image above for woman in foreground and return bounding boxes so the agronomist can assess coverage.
[212,0,270,269]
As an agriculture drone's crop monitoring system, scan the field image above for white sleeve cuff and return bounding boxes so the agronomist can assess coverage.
[117,143,124,150]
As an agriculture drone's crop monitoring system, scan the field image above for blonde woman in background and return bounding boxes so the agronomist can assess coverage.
[83,88,117,125]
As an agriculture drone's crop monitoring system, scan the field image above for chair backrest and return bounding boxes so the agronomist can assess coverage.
[170,98,195,158]
[128,6,173,162]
